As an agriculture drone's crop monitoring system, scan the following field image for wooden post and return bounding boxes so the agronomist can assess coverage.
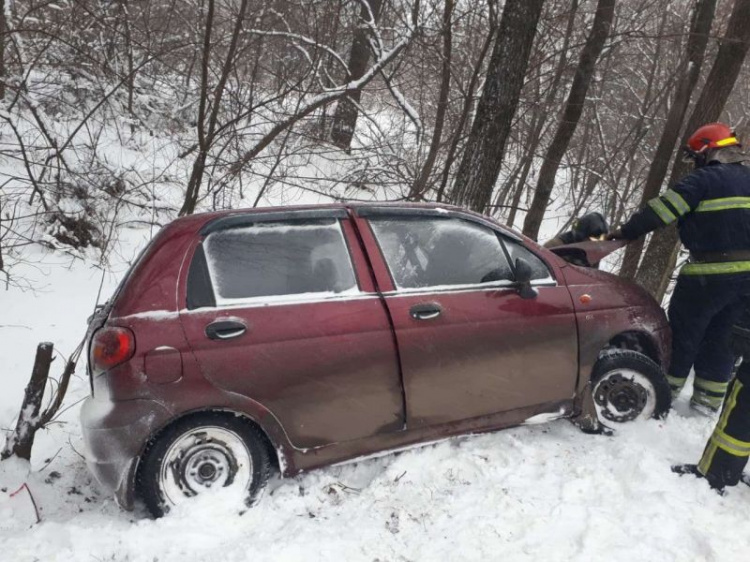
[1,343,54,461]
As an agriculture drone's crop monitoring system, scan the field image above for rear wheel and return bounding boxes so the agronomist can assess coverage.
[137,413,271,517]
[591,350,671,424]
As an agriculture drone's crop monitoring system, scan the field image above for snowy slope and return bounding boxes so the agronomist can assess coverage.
[1,221,749,562]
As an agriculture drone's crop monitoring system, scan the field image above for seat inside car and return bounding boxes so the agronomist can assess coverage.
[312,257,341,293]
[423,231,473,286]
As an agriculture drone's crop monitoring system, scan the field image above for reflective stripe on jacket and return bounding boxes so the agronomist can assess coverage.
[621,162,750,275]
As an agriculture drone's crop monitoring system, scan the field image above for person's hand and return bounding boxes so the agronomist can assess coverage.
[607,228,625,240]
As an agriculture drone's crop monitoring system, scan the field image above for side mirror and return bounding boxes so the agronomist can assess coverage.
[514,258,538,300]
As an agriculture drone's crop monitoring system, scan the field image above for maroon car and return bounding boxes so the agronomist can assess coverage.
[81,203,671,516]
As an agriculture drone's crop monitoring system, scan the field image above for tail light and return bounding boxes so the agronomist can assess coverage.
[90,326,136,375]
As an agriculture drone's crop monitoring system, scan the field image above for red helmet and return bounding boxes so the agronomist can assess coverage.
[686,122,741,153]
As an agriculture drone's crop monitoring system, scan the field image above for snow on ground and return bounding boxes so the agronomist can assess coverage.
[1,221,749,562]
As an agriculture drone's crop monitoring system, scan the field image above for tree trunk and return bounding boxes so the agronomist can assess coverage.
[182,152,208,216]
[179,0,249,216]
[121,0,135,116]
[635,0,750,299]
[179,0,215,216]
[619,0,717,279]
[504,0,580,228]
[0,208,4,272]
[522,0,616,240]
[448,0,545,213]
[409,0,453,200]
[0,0,6,100]
[436,16,497,202]
[1,343,53,461]
[330,0,383,151]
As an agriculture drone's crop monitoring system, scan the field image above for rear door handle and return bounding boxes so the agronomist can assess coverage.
[410,303,443,321]
[205,320,247,340]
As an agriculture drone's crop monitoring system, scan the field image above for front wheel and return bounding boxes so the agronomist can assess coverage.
[136,413,271,517]
[591,350,671,424]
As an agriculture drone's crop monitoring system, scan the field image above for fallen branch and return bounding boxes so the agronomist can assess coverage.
[10,483,41,524]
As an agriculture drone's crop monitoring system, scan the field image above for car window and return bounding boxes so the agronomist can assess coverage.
[202,220,358,303]
[369,217,513,289]
[502,238,553,282]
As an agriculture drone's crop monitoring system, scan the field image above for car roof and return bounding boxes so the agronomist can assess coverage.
[191,201,464,217]
[166,201,524,243]
[170,201,457,229]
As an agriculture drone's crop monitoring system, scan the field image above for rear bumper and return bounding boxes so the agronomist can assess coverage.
[80,396,172,510]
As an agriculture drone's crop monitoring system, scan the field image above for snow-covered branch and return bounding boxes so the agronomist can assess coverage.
[233,24,419,172]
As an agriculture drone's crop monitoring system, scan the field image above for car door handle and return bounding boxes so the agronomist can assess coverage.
[410,303,443,321]
[205,320,247,340]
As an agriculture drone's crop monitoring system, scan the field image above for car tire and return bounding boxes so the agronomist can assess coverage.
[136,412,271,517]
[591,349,671,424]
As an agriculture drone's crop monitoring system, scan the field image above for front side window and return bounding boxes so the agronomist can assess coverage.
[202,220,358,303]
[502,238,553,282]
[369,217,513,289]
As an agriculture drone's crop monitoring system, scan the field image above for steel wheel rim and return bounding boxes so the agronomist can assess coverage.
[593,368,657,423]
[160,426,252,507]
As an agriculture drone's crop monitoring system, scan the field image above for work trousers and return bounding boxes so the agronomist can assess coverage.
[667,273,750,410]
[697,360,750,486]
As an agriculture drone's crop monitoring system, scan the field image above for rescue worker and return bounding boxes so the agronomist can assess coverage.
[543,212,609,248]
[609,122,750,413]
[672,306,750,491]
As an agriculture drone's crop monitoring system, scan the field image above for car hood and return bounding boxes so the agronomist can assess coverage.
[549,239,628,267]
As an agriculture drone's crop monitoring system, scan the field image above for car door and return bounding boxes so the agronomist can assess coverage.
[355,208,579,429]
[179,210,404,450]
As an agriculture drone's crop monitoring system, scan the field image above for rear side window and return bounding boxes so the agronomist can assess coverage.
[369,217,513,289]
[202,220,358,303]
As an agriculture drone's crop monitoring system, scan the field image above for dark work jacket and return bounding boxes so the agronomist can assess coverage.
[732,303,750,355]
[621,162,750,255]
